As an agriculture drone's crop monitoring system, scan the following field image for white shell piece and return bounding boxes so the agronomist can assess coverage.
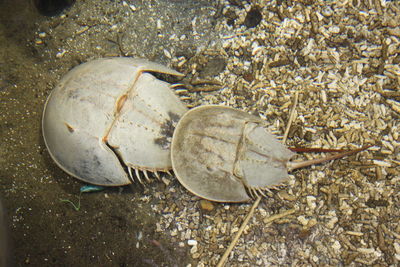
[171,105,294,202]
[42,57,187,185]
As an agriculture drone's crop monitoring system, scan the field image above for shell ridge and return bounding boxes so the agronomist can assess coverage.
[191,131,236,146]
[126,104,164,131]
[134,93,171,123]
[231,119,248,182]
[127,120,157,134]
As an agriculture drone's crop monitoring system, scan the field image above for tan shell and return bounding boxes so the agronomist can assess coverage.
[171,105,294,202]
[42,57,188,186]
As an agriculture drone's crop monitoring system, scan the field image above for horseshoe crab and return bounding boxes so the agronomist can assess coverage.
[42,57,188,186]
[171,105,369,202]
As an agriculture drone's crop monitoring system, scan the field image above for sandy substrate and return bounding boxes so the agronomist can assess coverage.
[1,0,399,266]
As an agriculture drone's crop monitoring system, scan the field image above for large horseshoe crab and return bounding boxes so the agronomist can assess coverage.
[42,57,188,186]
[171,105,369,202]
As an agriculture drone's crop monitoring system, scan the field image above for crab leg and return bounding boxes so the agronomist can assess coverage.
[143,170,151,182]
[135,168,144,184]
[127,167,134,182]
[256,188,267,197]
[174,89,188,94]
[246,187,256,199]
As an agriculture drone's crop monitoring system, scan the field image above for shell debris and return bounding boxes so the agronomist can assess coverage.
[154,0,400,266]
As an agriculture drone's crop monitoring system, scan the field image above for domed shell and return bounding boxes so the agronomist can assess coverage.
[42,57,188,186]
[171,105,294,202]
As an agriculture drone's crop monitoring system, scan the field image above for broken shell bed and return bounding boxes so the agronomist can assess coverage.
[171,105,294,202]
[42,57,188,186]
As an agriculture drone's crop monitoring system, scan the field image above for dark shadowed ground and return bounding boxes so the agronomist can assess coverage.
[0,1,220,266]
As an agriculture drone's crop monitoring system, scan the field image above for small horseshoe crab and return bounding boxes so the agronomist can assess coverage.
[42,57,188,186]
[171,105,369,202]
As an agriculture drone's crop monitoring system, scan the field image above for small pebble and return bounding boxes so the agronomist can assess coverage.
[163,49,172,59]
[162,177,171,186]
[297,215,309,226]
[157,19,163,30]
[129,4,136,12]
[187,239,198,246]
[306,196,317,210]
[322,6,333,17]
[56,50,66,58]
[329,25,340,34]
[326,216,338,229]
[190,245,197,254]
[332,240,341,251]
[199,200,214,211]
